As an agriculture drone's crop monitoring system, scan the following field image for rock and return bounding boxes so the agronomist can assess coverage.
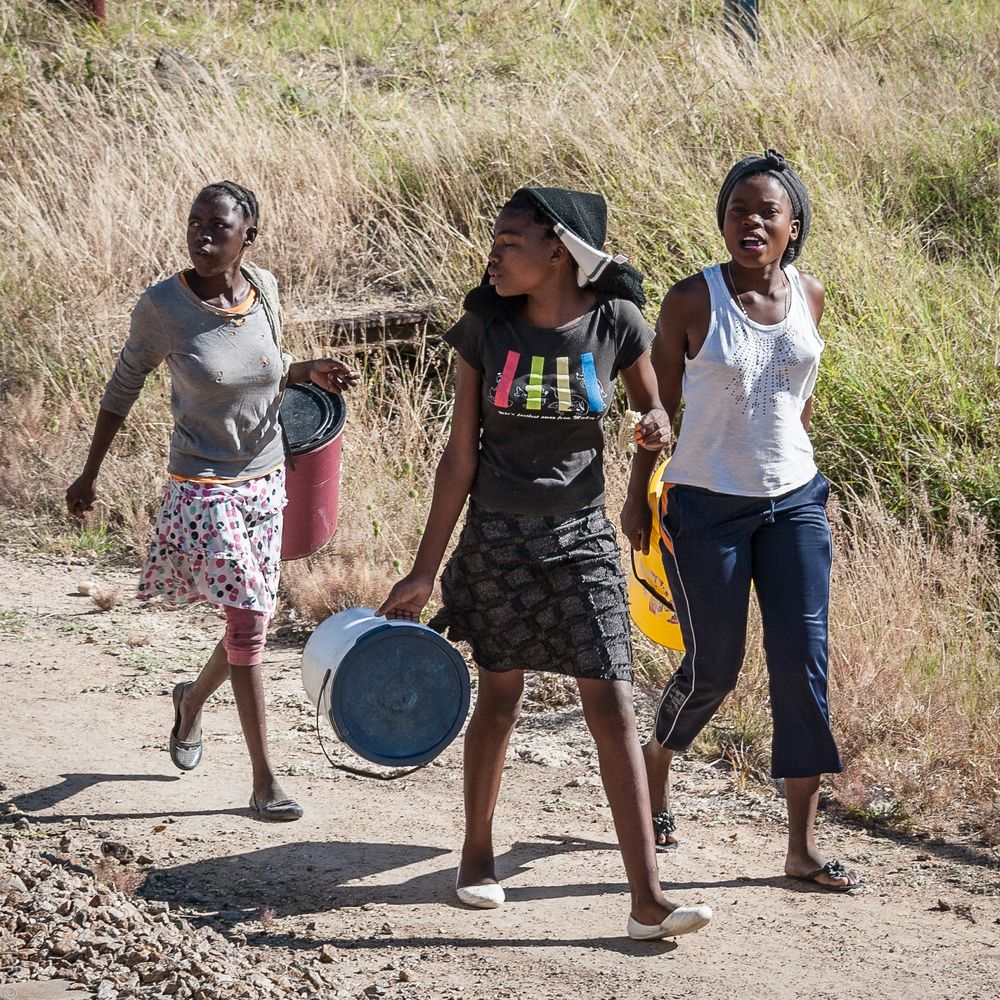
[1,873,29,895]
[121,948,148,969]
[565,775,601,789]
[14,817,31,831]
[51,932,78,956]
[2,832,324,1000]
[935,898,952,911]
[154,47,214,90]
[77,580,98,596]
[516,745,570,767]
[100,841,135,863]
[140,966,173,985]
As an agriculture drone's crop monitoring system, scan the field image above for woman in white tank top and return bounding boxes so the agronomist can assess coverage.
[625,149,861,892]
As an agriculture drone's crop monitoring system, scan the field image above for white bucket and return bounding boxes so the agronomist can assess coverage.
[301,607,470,767]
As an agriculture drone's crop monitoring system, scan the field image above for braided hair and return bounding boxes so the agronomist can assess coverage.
[716,149,811,266]
[196,180,260,228]
[502,190,557,237]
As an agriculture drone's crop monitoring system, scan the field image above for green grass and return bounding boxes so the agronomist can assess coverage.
[37,524,123,559]
[0,609,28,636]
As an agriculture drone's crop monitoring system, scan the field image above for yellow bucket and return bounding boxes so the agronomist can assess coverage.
[628,458,685,651]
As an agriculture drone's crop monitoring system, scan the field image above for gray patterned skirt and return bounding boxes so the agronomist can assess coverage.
[432,501,633,682]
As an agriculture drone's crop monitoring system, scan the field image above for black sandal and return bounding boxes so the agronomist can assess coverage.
[791,859,861,892]
[652,809,678,852]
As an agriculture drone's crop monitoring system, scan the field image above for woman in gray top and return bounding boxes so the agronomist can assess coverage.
[66,181,357,821]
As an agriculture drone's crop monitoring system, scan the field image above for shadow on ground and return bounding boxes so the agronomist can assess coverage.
[7,772,181,814]
[140,835,617,928]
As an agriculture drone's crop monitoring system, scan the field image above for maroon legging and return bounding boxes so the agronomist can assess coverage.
[223,606,268,666]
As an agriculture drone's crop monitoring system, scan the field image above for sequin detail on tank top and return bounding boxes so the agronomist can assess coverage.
[724,318,800,417]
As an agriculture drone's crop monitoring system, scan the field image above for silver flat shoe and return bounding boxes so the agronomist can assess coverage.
[168,681,202,771]
[249,792,304,822]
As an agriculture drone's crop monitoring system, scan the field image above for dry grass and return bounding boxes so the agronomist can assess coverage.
[665,489,1000,832]
[826,493,1000,829]
[1,0,998,835]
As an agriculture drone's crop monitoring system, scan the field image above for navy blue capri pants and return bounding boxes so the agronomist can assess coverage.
[652,471,842,779]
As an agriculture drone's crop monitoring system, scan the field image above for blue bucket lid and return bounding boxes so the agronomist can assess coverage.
[329,622,470,767]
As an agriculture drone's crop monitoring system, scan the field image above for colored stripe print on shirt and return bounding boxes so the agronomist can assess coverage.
[489,350,608,418]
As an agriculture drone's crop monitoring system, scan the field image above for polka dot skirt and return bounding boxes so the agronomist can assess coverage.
[137,468,286,617]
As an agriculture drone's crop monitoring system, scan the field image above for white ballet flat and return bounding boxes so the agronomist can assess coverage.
[627,903,713,940]
[455,876,505,909]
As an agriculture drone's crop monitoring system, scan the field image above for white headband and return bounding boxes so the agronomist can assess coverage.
[552,222,629,289]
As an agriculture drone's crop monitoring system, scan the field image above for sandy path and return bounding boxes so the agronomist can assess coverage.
[1,549,998,1000]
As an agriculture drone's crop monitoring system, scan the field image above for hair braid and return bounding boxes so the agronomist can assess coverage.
[197,180,260,227]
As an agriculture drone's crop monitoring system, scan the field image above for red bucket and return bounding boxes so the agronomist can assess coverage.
[279,383,347,561]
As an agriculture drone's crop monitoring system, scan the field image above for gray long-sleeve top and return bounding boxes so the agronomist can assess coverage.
[100,272,285,481]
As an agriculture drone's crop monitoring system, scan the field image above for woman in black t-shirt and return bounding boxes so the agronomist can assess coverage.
[379,187,712,941]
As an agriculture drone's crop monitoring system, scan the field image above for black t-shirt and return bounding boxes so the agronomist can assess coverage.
[445,296,654,516]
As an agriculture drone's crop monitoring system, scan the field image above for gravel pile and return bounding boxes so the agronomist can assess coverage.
[0,832,363,999]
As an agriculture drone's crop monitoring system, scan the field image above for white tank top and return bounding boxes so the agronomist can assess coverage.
[665,263,823,497]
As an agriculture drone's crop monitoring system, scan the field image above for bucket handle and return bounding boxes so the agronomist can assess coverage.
[314,669,428,781]
[630,549,677,614]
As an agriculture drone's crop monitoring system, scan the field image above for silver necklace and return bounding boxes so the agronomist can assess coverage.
[727,262,791,325]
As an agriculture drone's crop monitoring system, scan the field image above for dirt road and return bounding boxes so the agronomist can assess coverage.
[1,546,997,1000]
